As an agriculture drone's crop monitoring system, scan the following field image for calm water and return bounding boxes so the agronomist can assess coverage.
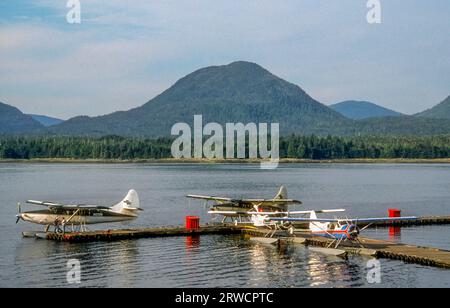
[0,163,449,288]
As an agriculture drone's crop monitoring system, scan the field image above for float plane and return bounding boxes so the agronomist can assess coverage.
[269,210,417,249]
[16,190,142,233]
[187,186,303,222]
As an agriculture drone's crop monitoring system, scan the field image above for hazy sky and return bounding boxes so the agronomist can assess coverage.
[0,0,449,119]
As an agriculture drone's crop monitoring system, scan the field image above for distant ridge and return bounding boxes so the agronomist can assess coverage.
[330,100,404,120]
[29,114,63,127]
[416,95,450,119]
[2,62,450,137]
[0,102,44,134]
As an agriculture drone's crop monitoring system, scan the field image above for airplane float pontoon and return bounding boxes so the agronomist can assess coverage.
[16,190,142,233]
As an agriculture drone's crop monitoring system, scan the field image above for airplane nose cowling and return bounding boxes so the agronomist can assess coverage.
[15,213,25,224]
[348,225,360,238]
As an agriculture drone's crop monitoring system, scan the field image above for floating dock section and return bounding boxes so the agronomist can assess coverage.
[24,225,241,242]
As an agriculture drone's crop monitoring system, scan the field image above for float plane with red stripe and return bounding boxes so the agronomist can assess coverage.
[269,211,417,249]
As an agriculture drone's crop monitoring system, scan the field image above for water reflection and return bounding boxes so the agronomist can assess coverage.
[389,226,402,240]
[185,235,201,250]
[304,248,363,287]
[14,239,140,287]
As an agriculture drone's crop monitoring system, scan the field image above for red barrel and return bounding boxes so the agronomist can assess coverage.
[186,216,200,230]
[388,209,401,218]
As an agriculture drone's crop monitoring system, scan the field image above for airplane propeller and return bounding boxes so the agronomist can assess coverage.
[16,202,22,224]
[348,219,361,238]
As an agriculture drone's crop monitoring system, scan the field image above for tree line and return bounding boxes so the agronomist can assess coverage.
[1,135,450,160]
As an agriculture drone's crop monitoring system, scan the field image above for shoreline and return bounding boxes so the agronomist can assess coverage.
[1,158,450,164]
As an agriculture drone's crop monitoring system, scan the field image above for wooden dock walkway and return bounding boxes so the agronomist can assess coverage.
[24,225,241,242]
[366,215,450,227]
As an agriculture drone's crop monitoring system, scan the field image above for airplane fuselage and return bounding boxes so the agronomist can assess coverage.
[211,204,289,218]
[311,224,359,240]
[18,209,136,226]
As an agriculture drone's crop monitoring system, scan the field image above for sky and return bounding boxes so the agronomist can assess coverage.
[0,0,449,119]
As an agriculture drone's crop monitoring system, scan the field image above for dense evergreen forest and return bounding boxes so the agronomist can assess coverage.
[1,135,450,160]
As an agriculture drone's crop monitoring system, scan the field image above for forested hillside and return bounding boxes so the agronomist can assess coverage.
[1,135,449,160]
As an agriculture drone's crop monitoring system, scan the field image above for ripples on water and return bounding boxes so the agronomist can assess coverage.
[9,235,450,288]
[1,163,450,287]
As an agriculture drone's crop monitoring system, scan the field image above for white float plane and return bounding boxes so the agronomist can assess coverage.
[16,190,142,233]
[187,186,303,222]
[269,210,417,248]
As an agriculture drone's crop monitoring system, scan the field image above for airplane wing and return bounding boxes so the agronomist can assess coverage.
[240,199,302,206]
[344,216,418,224]
[187,195,302,207]
[208,210,251,215]
[27,200,64,207]
[270,217,341,222]
[26,200,110,210]
[247,209,346,216]
[189,196,301,204]
[187,195,233,202]
[270,216,417,223]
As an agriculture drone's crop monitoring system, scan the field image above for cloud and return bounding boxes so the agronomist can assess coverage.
[0,0,449,118]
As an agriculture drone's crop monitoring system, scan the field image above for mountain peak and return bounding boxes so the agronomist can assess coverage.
[416,95,450,119]
[0,101,44,134]
[176,61,275,86]
[202,61,267,72]
[227,60,264,68]
[0,101,21,114]
[330,100,404,120]
[50,61,348,137]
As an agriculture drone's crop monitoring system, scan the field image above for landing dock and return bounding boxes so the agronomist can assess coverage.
[22,215,450,269]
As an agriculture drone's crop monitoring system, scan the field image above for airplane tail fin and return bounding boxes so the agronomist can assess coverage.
[308,211,323,232]
[111,190,142,216]
[274,186,287,199]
